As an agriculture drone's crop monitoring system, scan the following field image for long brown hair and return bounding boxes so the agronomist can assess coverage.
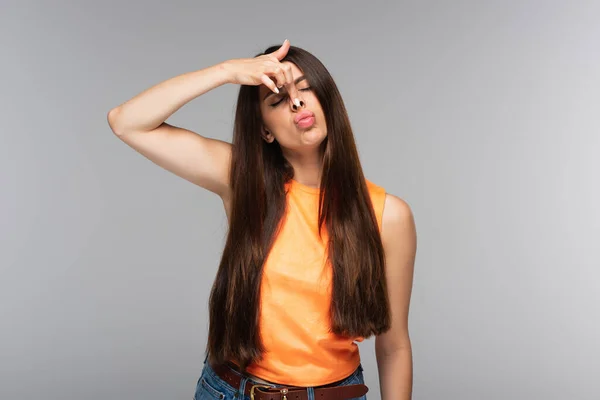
[206,44,390,371]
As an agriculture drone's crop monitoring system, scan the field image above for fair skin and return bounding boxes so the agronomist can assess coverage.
[257,61,327,189]
[377,195,416,399]
[106,39,415,399]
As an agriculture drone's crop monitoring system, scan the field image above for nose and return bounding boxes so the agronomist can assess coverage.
[291,99,305,111]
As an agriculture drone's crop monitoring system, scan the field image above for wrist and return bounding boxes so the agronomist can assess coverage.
[216,60,237,85]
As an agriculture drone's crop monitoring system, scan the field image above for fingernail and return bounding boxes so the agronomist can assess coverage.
[294,98,301,107]
[274,87,279,94]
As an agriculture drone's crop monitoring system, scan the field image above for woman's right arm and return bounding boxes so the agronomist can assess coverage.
[106,63,235,200]
[107,40,296,202]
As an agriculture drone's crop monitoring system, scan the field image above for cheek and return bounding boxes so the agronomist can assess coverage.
[260,104,278,123]
[314,105,327,125]
[305,93,325,117]
[261,109,288,132]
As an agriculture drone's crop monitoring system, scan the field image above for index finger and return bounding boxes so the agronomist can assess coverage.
[285,82,301,108]
[279,65,300,107]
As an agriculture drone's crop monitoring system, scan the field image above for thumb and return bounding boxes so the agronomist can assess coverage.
[270,39,290,60]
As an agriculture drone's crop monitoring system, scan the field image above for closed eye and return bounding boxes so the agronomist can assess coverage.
[269,87,312,107]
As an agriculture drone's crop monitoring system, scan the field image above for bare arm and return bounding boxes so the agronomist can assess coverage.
[107,40,298,202]
[376,194,416,400]
[106,63,234,199]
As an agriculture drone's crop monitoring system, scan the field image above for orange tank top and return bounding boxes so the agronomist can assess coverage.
[236,178,386,387]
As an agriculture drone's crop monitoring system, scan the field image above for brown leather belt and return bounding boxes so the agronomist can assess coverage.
[209,361,369,400]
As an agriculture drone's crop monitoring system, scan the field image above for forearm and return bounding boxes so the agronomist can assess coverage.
[376,346,413,400]
[107,63,232,134]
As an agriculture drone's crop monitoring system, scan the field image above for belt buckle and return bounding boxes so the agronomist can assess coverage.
[250,384,271,400]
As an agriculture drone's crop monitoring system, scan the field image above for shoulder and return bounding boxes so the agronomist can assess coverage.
[382,193,413,225]
[381,193,416,246]
[363,179,414,238]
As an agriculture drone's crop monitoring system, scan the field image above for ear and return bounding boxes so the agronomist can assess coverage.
[261,127,275,143]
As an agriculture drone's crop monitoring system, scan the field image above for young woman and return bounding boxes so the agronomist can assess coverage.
[107,39,416,400]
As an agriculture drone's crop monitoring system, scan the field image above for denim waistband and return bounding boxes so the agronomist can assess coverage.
[197,353,366,399]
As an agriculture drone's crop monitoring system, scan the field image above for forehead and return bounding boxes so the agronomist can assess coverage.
[283,61,303,76]
[258,61,304,97]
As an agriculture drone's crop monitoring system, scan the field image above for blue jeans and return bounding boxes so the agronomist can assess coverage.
[193,354,368,400]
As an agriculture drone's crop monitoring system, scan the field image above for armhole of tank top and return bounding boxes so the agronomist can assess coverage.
[376,187,387,234]
[366,180,386,234]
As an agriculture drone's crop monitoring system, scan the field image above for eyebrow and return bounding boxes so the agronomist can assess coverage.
[263,76,308,101]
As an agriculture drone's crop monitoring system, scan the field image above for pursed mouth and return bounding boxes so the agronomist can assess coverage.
[294,110,315,124]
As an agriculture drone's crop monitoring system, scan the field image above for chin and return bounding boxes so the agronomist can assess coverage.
[303,126,326,138]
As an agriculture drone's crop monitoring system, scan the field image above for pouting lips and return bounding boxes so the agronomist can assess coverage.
[294,110,315,124]
[296,116,315,129]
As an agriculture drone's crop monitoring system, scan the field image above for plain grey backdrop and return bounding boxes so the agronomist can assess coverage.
[2,1,599,399]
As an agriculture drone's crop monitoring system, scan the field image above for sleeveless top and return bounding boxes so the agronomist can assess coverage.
[233,177,387,387]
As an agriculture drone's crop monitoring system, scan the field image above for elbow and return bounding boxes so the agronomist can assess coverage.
[375,332,412,358]
[107,106,125,136]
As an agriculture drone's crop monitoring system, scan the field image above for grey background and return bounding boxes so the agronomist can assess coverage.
[2,1,599,399]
